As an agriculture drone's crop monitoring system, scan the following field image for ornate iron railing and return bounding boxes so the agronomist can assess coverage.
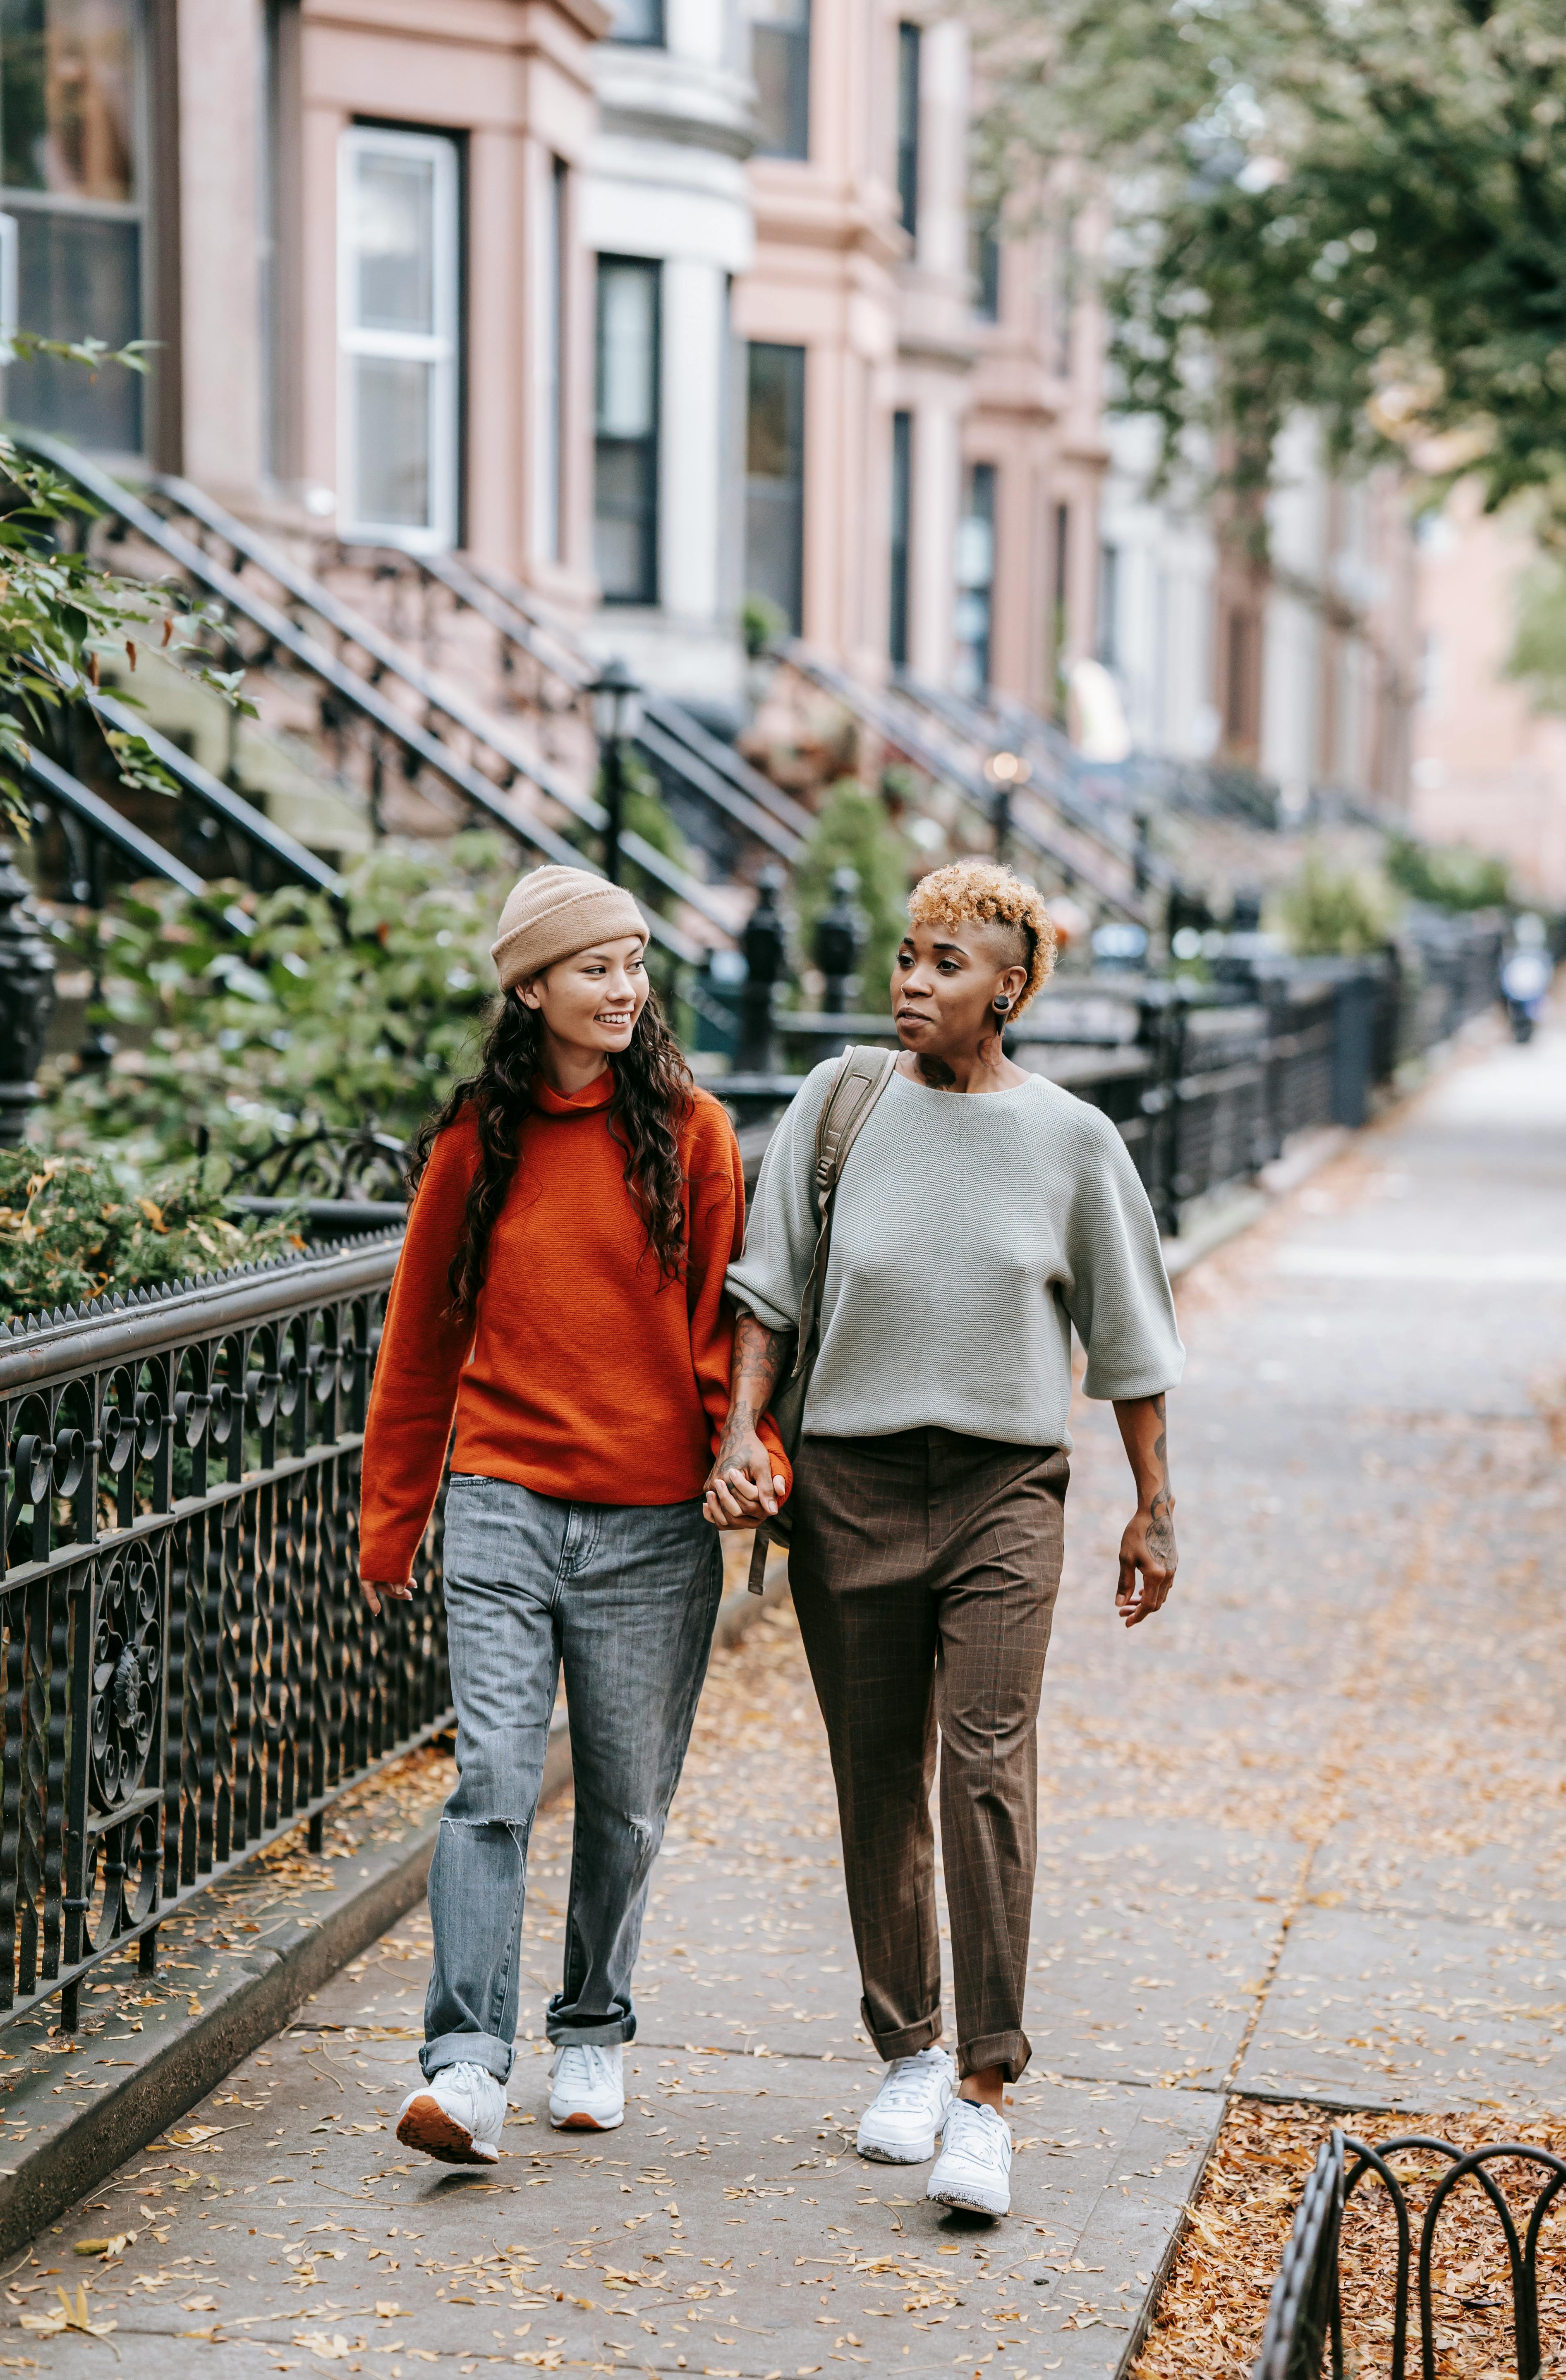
[1255,2128,1566,2380]
[0,1231,447,2033]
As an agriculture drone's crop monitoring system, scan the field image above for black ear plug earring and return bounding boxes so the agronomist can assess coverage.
[993,995,1013,1014]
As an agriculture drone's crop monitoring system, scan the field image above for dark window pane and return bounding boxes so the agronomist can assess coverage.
[745,340,804,634]
[6,206,140,448]
[354,354,433,530]
[889,408,911,670]
[749,0,809,160]
[896,24,919,239]
[970,206,1000,320]
[0,0,137,201]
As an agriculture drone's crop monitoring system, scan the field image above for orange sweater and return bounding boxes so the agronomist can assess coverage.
[358,1071,787,1581]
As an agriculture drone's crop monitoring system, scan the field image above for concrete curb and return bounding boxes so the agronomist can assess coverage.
[0,1565,787,2256]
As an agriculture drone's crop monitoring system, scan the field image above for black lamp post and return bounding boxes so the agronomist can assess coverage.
[589,656,642,886]
[0,843,56,1148]
[984,749,1029,866]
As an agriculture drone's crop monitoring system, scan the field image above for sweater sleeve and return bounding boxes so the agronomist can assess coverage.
[723,1061,836,1335]
[357,1117,479,1581]
[686,1100,792,1495]
[1058,1110,1185,1401]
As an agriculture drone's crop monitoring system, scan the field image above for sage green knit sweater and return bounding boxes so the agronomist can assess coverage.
[726,1062,1184,1447]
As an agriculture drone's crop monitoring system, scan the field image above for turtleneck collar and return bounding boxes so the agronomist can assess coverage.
[530,1067,615,1117]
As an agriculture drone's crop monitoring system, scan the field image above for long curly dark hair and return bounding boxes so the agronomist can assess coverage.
[409,988,695,1323]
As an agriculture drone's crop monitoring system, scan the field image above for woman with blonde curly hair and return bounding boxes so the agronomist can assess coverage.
[706,859,1183,2220]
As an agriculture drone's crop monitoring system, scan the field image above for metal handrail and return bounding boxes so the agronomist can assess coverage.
[145,472,758,922]
[779,643,1147,919]
[23,747,208,900]
[12,434,711,963]
[89,689,343,899]
[452,552,809,852]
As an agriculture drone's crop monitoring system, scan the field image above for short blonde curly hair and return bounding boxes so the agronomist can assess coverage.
[905,860,1057,1019]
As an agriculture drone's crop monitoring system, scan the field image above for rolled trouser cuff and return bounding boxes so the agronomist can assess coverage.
[545,2004,637,2047]
[958,2028,1030,2084]
[421,2029,514,2084]
[863,1999,944,2063]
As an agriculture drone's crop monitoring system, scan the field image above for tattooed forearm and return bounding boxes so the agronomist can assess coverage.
[715,1313,786,1464]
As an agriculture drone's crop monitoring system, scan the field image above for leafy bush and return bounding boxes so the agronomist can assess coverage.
[790,779,915,1012]
[741,593,789,660]
[1278,852,1396,958]
[0,1150,299,1327]
[1386,834,1510,914]
[44,836,514,1168]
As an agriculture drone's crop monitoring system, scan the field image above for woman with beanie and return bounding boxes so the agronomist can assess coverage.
[707,860,1183,2221]
[359,864,787,2165]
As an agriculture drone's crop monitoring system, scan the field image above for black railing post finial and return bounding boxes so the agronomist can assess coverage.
[738,867,788,1076]
[0,842,56,1148]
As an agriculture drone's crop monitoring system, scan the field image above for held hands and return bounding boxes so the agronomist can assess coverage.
[1116,1493,1177,1628]
[703,1426,788,1530]
[360,1574,415,1617]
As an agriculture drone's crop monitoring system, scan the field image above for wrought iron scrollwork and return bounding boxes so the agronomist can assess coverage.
[90,1548,162,1811]
[0,1229,445,2031]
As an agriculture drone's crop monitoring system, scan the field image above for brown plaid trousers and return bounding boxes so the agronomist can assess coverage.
[788,1427,1068,2083]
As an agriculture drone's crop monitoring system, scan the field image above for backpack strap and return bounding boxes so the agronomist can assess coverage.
[790,1045,898,1375]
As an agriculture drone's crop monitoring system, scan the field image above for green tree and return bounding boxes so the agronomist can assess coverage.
[1385,832,1510,910]
[1278,849,1397,956]
[977,0,1566,527]
[790,780,914,1012]
[0,341,253,830]
[1507,553,1566,710]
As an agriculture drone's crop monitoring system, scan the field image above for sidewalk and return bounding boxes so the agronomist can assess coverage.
[9,1021,1565,2378]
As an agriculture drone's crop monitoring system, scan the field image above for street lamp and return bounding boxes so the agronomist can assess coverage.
[588,655,642,885]
[984,749,1030,865]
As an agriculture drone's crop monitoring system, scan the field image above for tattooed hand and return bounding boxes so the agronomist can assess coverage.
[704,1312,790,1530]
[1111,1391,1178,1627]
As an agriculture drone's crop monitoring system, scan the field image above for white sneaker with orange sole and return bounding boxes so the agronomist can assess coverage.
[548,2042,625,2130]
[395,2062,506,2166]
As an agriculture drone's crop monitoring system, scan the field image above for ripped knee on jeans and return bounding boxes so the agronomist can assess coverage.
[443,1726,544,1830]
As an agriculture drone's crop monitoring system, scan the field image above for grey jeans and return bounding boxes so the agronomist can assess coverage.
[421,1474,723,2083]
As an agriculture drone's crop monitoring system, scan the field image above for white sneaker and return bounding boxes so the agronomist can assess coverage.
[395,2061,506,2166]
[548,2041,625,2131]
[927,2096,1012,2217]
[856,2046,956,2165]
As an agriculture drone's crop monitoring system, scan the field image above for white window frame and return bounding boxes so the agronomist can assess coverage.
[337,125,460,553]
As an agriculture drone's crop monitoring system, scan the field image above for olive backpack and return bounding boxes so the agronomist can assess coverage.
[745,1044,900,1594]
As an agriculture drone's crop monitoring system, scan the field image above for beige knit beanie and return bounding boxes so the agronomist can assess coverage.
[489,865,649,991]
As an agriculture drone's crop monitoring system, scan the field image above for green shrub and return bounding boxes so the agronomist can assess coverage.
[1385,834,1510,913]
[790,779,914,1012]
[44,835,515,1168]
[0,1149,299,1327]
[741,593,789,660]
[1278,852,1397,957]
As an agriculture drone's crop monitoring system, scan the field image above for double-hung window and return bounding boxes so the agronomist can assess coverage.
[0,0,147,454]
[594,255,660,605]
[338,125,461,551]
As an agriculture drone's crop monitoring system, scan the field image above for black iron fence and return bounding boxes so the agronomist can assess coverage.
[1255,2127,1566,2380]
[0,1233,450,2033]
[718,918,1503,1232]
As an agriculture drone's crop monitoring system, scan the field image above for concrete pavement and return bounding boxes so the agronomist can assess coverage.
[9,1018,1565,2378]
